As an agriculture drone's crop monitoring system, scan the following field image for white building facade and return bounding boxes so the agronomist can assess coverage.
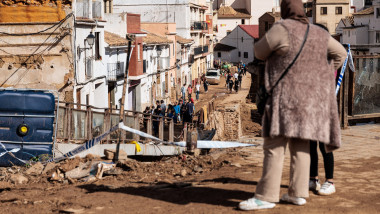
[214,25,256,64]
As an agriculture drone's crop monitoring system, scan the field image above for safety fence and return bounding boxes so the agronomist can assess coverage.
[55,103,175,143]
[338,56,380,127]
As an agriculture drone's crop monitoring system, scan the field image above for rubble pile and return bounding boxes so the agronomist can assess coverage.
[0,148,251,186]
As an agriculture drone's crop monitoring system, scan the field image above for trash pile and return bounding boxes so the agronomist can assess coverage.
[0,148,251,186]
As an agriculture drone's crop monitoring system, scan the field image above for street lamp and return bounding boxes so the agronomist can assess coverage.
[77,32,96,56]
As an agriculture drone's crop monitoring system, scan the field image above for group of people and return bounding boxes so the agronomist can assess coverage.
[181,76,209,102]
[238,0,345,211]
[143,98,195,136]
[225,70,243,93]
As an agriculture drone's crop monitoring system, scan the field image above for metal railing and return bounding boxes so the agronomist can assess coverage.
[191,21,208,31]
[56,102,176,143]
[194,45,209,56]
[107,62,124,82]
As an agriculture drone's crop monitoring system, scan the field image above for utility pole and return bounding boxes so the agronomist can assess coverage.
[115,35,135,162]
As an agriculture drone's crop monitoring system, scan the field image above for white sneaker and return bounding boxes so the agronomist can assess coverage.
[238,197,276,210]
[309,179,321,191]
[281,194,306,206]
[318,182,336,195]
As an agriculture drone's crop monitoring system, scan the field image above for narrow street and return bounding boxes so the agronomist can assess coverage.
[0,73,379,213]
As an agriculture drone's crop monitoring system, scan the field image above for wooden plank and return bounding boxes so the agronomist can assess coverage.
[169,119,174,142]
[348,113,380,120]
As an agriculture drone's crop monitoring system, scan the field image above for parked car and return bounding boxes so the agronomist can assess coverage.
[205,69,220,85]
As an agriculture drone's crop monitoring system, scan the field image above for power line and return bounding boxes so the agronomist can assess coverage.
[0,13,73,36]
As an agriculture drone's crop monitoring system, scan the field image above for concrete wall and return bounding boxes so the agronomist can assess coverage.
[104,13,128,37]
[0,10,74,102]
[113,0,191,39]
[216,26,254,64]
[313,0,350,34]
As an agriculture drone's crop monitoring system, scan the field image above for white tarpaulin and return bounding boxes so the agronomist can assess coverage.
[172,141,256,149]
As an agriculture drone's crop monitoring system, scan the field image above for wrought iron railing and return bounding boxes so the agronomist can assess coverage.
[107,62,124,82]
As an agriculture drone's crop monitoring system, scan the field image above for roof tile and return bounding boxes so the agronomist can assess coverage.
[104,31,129,47]
[239,25,259,39]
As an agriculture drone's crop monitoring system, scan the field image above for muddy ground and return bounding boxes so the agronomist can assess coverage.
[0,74,379,213]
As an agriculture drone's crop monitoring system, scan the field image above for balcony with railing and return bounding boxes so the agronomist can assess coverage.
[107,62,124,82]
[188,54,194,65]
[157,57,170,70]
[191,21,208,32]
[193,45,209,56]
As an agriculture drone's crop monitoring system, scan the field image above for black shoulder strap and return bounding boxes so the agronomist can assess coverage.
[269,24,310,94]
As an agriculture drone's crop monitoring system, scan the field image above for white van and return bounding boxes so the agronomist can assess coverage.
[205,69,221,85]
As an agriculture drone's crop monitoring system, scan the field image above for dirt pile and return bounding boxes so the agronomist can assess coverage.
[0,148,252,187]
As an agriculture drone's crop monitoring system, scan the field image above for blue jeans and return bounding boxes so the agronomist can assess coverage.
[196,91,199,100]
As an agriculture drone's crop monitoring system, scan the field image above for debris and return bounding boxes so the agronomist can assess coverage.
[65,162,93,179]
[103,168,123,176]
[65,161,116,182]
[59,208,85,213]
[50,169,64,181]
[180,169,187,177]
[25,162,44,175]
[104,149,127,160]
[9,174,28,184]
[59,156,81,172]
[85,154,101,161]
[193,165,203,172]
[95,162,116,179]
[42,162,57,175]
[231,162,242,168]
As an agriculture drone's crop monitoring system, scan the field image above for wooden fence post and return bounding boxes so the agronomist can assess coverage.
[66,103,72,142]
[134,112,140,141]
[147,115,153,136]
[169,118,174,142]
[159,117,164,140]
[87,105,92,140]
[183,123,187,142]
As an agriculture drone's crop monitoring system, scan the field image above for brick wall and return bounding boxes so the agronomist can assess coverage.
[127,13,141,34]
[127,13,143,77]
[129,37,143,77]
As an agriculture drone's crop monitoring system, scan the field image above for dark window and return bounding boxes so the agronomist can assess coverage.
[238,51,241,57]
[217,52,221,57]
[335,7,342,14]
[244,52,248,58]
[365,0,372,6]
[241,19,245,24]
[376,32,380,43]
[143,60,147,73]
[265,21,269,31]
[321,7,327,15]
[377,8,380,18]
[95,32,101,60]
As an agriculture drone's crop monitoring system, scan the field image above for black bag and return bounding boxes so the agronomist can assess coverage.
[256,24,310,116]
